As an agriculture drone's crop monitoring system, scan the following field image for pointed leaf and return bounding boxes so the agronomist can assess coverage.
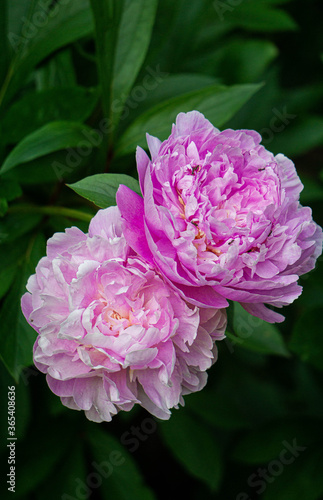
[89,0,158,139]
[2,87,99,145]
[159,411,222,491]
[0,232,46,380]
[289,307,323,371]
[1,121,95,173]
[2,0,93,108]
[68,173,141,208]
[230,303,290,357]
[116,83,262,156]
[112,0,158,127]
[87,425,156,500]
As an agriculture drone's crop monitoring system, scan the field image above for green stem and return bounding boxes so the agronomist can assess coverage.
[8,205,93,222]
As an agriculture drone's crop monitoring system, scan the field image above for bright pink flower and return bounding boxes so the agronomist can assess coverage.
[21,207,226,422]
[117,111,322,323]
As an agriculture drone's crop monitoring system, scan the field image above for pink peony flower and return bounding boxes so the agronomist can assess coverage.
[117,111,323,323]
[21,206,226,422]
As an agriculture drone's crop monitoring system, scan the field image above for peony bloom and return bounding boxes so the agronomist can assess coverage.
[21,206,226,422]
[117,111,322,323]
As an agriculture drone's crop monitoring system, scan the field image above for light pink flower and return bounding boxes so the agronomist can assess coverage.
[21,207,226,421]
[117,111,323,323]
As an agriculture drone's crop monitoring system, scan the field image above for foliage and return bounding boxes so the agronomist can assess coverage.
[0,0,322,499]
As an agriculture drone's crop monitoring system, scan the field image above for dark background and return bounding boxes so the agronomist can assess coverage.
[0,1,323,499]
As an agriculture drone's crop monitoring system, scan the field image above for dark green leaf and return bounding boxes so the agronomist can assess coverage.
[263,445,323,500]
[89,0,122,137]
[87,425,156,500]
[0,232,46,380]
[1,121,96,174]
[300,175,323,204]
[2,0,93,108]
[14,418,73,497]
[0,0,8,84]
[289,307,323,371]
[230,3,297,32]
[35,442,87,500]
[231,418,320,464]
[116,83,262,156]
[90,0,157,139]
[0,197,8,216]
[270,116,323,157]
[2,87,99,145]
[0,239,27,299]
[0,212,42,243]
[230,303,290,357]
[211,39,278,84]
[6,149,90,185]
[159,411,222,491]
[35,48,77,90]
[67,173,141,208]
[186,357,287,430]
[0,179,22,200]
[111,0,158,128]
[120,73,219,126]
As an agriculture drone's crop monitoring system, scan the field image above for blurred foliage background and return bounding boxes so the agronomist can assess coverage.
[0,0,323,499]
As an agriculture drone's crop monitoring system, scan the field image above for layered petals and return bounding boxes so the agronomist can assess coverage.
[118,111,323,322]
[22,206,226,422]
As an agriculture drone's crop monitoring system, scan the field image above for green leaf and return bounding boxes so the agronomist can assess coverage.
[159,411,222,491]
[231,418,320,464]
[270,116,323,158]
[90,0,158,139]
[0,232,46,380]
[67,173,141,208]
[0,179,22,201]
[35,442,87,500]
[116,83,262,156]
[89,0,122,123]
[186,356,287,430]
[2,87,99,145]
[120,73,219,126]
[14,418,73,498]
[211,39,278,84]
[111,0,158,128]
[2,0,93,109]
[0,212,42,243]
[6,150,90,185]
[1,121,96,174]
[0,0,8,84]
[230,303,290,357]
[0,239,27,299]
[35,48,77,90]
[263,446,323,500]
[289,307,323,371]
[230,3,297,32]
[87,425,156,500]
[300,175,323,205]
[0,197,8,216]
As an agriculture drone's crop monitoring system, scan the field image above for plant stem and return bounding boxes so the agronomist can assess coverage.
[8,205,94,222]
